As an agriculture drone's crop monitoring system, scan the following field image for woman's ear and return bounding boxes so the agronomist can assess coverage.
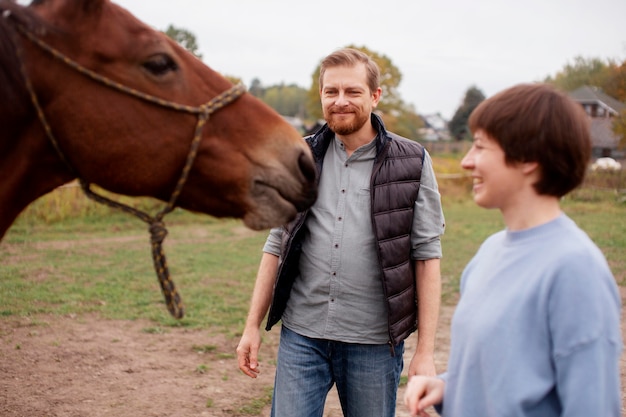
[521,161,540,176]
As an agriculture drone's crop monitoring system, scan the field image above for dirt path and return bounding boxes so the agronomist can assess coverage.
[1,298,624,416]
[0,305,454,417]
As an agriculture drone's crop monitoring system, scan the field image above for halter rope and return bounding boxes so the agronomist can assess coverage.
[11,21,246,319]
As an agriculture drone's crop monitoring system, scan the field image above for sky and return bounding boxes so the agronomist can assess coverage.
[113,0,626,120]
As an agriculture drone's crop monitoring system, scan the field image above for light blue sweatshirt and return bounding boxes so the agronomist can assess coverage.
[438,214,622,417]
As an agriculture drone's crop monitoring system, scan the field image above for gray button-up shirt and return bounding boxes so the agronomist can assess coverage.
[264,135,444,343]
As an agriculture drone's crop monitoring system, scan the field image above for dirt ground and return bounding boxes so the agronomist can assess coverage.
[0,304,454,417]
[1,298,624,417]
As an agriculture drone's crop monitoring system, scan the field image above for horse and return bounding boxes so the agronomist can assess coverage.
[0,0,317,317]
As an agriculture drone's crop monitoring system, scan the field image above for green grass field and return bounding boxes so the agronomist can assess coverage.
[1,171,624,331]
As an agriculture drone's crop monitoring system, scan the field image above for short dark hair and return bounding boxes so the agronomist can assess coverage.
[319,48,380,94]
[468,83,591,197]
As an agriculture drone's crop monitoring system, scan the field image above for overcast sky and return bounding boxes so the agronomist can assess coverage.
[114,0,626,120]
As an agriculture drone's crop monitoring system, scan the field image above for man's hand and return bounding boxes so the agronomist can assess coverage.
[236,328,262,378]
[407,351,436,378]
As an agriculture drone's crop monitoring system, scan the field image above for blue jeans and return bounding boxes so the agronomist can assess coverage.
[271,326,404,417]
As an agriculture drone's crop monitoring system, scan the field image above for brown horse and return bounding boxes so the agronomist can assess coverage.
[0,0,317,317]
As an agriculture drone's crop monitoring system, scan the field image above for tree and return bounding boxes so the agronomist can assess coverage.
[604,60,626,102]
[249,78,264,98]
[247,79,310,119]
[382,103,425,140]
[614,110,626,149]
[305,45,423,140]
[262,83,308,118]
[448,86,485,141]
[544,56,626,149]
[607,62,626,148]
[543,56,612,93]
[305,65,323,120]
[164,24,202,59]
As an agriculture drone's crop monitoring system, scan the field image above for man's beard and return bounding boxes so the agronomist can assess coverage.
[325,110,369,136]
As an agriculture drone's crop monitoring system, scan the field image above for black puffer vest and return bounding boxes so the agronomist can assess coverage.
[265,114,425,346]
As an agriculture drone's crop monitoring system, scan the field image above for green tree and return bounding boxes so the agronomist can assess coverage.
[543,56,612,92]
[382,103,425,140]
[306,65,323,120]
[247,80,311,119]
[604,61,626,104]
[262,83,308,118]
[544,56,626,148]
[608,62,626,148]
[164,24,202,59]
[448,86,485,141]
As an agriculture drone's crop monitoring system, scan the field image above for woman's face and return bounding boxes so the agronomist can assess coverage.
[461,130,528,211]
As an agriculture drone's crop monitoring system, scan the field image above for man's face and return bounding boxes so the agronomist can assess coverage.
[319,64,380,136]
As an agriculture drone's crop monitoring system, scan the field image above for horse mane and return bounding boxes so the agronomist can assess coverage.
[0,0,49,118]
[0,0,106,120]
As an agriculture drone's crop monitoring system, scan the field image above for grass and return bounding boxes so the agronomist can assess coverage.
[1,205,268,330]
[1,176,624,328]
[238,386,274,415]
[2,162,625,322]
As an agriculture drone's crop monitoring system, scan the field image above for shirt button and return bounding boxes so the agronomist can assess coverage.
[341,189,346,193]
[338,217,342,221]
[334,244,339,248]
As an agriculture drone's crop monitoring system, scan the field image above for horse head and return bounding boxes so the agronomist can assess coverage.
[0,0,317,238]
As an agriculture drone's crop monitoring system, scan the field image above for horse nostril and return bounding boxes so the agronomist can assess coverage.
[298,151,316,184]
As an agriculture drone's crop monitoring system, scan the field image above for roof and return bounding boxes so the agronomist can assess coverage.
[568,85,626,115]
[420,113,448,131]
[567,86,624,150]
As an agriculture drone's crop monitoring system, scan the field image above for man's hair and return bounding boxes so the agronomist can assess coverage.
[469,83,591,197]
[319,48,380,94]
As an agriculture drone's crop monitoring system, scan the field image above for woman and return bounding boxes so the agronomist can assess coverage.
[404,83,622,417]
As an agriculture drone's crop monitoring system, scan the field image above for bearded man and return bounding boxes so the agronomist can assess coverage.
[237,47,445,417]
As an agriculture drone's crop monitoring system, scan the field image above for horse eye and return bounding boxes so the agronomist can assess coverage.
[142,54,178,76]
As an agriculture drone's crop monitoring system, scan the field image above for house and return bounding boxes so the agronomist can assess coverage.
[418,113,451,141]
[568,85,625,159]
